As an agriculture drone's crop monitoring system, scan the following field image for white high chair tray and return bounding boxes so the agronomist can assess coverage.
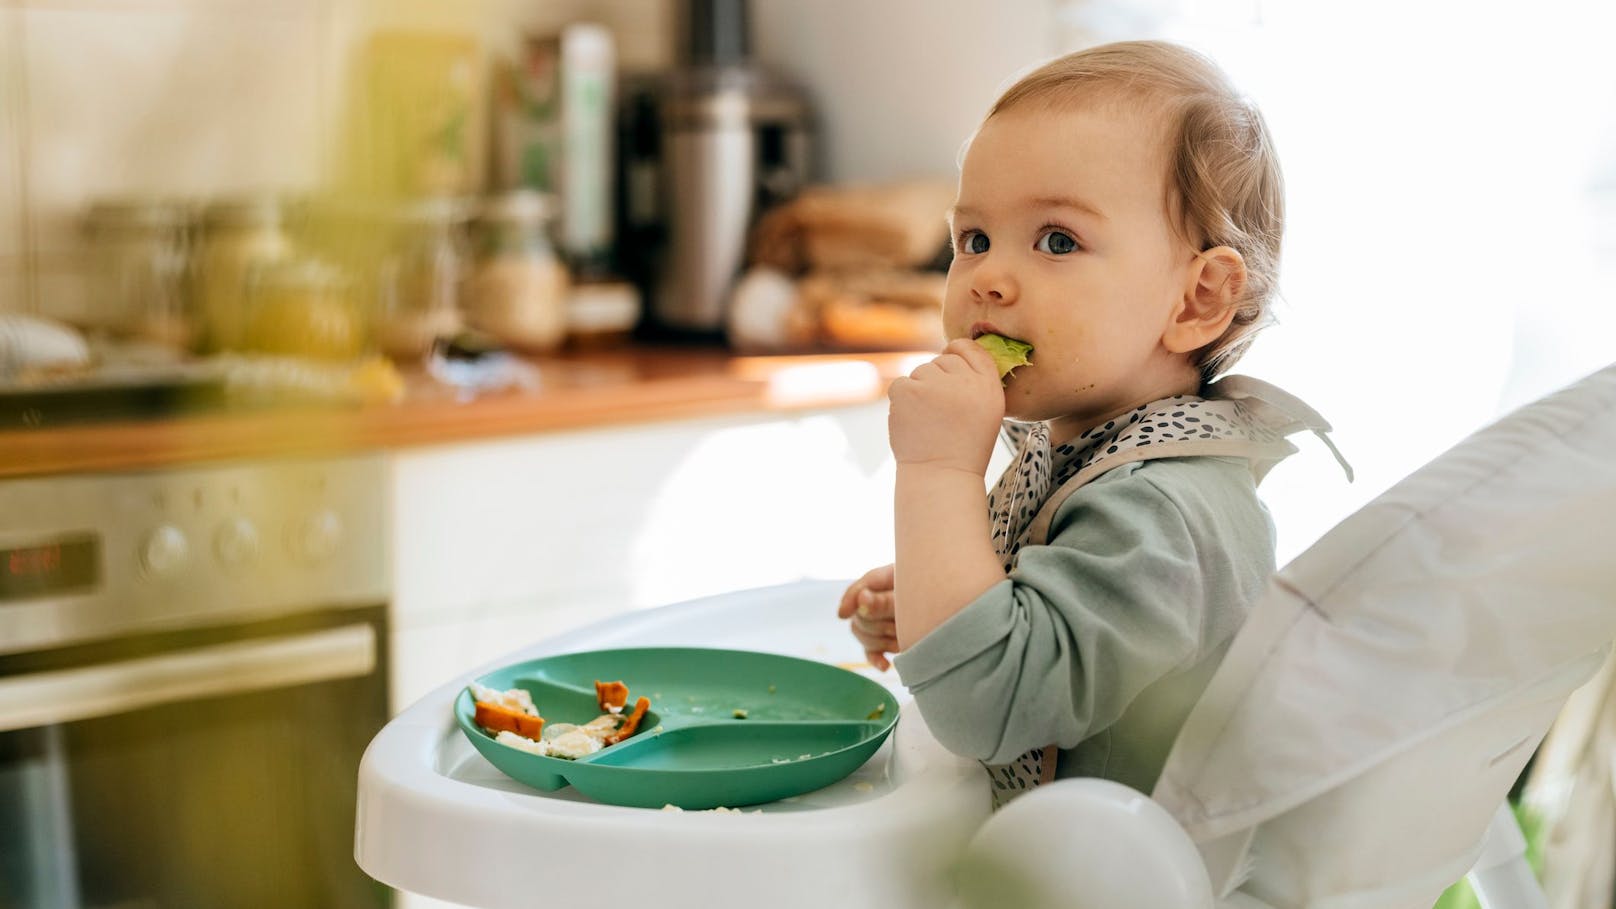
[356,581,990,909]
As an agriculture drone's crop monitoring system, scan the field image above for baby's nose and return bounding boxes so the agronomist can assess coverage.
[971,272,1015,303]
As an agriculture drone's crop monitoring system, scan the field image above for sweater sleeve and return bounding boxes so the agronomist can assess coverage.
[892,463,1210,765]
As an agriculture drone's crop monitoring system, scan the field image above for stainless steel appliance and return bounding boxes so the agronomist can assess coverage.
[652,0,813,333]
[0,455,391,908]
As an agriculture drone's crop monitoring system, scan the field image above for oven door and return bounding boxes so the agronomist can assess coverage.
[0,606,390,909]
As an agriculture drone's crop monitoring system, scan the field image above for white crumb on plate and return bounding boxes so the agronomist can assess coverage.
[494,730,551,756]
[470,684,538,716]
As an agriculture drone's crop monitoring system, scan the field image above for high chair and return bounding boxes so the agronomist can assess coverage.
[355,364,1613,909]
[958,361,1616,908]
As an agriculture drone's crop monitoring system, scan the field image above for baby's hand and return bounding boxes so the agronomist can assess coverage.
[887,339,1004,475]
[837,564,898,672]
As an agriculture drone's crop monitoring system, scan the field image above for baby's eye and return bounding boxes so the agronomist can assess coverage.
[1036,230,1079,255]
[958,230,990,255]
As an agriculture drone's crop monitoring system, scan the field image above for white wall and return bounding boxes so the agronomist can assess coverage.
[751,0,1064,184]
[0,5,22,314]
[1154,0,1616,561]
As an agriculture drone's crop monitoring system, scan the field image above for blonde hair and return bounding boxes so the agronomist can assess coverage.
[989,40,1283,382]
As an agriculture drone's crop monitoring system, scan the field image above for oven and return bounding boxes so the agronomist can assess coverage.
[0,455,392,909]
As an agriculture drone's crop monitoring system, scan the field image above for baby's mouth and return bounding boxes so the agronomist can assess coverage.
[963,321,1027,342]
[969,322,1026,343]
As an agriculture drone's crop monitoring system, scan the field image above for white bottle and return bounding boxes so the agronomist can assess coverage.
[560,23,616,272]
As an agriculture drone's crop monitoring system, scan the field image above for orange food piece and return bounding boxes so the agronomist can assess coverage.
[605,696,651,745]
[474,701,545,739]
[595,680,630,712]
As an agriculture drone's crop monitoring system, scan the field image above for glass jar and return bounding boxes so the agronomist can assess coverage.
[243,258,363,361]
[302,196,391,332]
[194,197,293,353]
[375,197,471,359]
[85,199,193,348]
[467,191,570,352]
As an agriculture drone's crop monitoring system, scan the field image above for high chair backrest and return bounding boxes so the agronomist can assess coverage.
[1152,363,1616,908]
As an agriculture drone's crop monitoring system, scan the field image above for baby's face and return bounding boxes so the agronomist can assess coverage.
[945,101,1198,440]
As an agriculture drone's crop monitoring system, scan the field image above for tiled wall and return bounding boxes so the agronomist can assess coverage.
[0,0,671,321]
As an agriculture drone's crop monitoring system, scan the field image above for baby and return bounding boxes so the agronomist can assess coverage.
[838,40,1349,805]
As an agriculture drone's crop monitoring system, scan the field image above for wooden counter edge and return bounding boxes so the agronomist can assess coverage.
[0,349,930,479]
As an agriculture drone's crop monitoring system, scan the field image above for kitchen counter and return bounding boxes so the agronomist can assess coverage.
[0,347,927,479]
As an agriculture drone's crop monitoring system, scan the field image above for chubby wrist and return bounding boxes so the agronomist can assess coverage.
[895,462,991,521]
[894,457,990,482]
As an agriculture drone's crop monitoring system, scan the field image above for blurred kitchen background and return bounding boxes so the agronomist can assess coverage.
[2,0,1615,907]
[2,0,1615,542]
[0,0,1610,542]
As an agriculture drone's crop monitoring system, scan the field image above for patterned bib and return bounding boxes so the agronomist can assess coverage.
[981,376,1351,808]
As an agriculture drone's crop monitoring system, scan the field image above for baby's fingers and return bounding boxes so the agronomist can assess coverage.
[945,338,1001,377]
[855,587,896,620]
[836,580,864,619]
[852,613,896,640]
[862,563,896,592]
[851,616,898,673]
[852,624,898,672]
[837,564,895,618]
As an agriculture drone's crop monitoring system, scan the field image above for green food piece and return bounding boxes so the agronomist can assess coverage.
[733,709,749,719]
[866,703,887,721]
[976,333,1034,380]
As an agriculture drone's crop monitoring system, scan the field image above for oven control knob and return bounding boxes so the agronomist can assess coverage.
[214,518,260,568]
[141,525,190,577]
[292,510,343,562]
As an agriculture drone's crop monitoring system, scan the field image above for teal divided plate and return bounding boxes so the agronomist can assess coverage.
[455,647,901,809]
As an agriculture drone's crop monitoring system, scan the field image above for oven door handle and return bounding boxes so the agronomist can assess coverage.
[0,623,376,732]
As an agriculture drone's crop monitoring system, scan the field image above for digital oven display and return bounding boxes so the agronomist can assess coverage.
[0,535,99,601]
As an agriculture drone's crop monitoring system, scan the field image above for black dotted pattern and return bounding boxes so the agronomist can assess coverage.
[988,421,1054,572]
[988,746,1054,809]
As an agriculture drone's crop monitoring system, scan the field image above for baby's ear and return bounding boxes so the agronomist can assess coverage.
[1163,246,1246,354]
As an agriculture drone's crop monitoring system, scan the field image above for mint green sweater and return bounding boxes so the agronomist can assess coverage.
[893,455,1278,794]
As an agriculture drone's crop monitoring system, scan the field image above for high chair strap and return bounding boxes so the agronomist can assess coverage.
[1207,375,1355,482]
[1026,375,1353,547]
